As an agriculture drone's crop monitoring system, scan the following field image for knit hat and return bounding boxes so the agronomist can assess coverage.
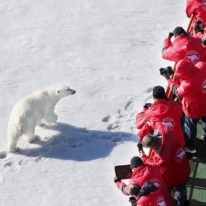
[172,26,187,37]
[142,134,162,148]
[130,156,143,169]
[129,184,141,197]
[152,86,166,99]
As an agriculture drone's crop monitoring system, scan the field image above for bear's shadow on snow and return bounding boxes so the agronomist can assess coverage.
[20,122,136,161]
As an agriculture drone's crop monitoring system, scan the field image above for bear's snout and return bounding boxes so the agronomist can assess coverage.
[66,88,76,95]
[71,89,76,94]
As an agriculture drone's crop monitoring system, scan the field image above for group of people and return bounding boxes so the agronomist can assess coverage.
[114,1,206,206]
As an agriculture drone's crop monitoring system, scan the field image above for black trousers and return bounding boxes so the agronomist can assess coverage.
[184,115,206,147]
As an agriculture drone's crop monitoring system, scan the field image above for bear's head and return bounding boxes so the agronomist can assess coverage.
[56,85,76,98]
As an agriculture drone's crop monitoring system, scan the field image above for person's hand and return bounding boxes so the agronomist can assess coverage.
[143,103,152,109]
[129,197,136,206]
[138,182,158,198]
[114,176,121,183]
[139,149,145,157]
[137,143,144,154]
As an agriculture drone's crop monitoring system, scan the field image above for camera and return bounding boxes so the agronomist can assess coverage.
[159,66,174,79]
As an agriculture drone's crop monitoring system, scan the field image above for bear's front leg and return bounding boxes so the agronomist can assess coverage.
[24,127,37,143]
[38,121,46,127]
[45,112,58,123]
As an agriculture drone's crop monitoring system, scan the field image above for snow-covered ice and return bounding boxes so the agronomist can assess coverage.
[0,0,187,205]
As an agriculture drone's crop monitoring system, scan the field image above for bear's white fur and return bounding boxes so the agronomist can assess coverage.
[7,84,76,152]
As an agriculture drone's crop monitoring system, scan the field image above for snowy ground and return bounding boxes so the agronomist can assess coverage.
[0,1,187,206]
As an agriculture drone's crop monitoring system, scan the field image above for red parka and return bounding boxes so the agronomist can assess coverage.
[186,0,206,22]
[136,99,185,147]
[162,34,206,64]
[168,60,206,118]
[142,133,190,188]
[116,164,174,206]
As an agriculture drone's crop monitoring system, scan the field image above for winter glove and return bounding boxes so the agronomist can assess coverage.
[194,20,204,34]
[143,103,152,109]
[137,143,143,153]
[114,176,121,183]
[137,182,158,198]
[168,32,174,39]
[129,197,136,206]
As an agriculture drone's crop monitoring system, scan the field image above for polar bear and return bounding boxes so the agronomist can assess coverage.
[7,84,76,152]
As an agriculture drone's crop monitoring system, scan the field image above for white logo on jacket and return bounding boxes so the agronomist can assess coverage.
[157,197,166,206]
[185,50,199,64]
[162,117,175,131]
[202,0,206,10]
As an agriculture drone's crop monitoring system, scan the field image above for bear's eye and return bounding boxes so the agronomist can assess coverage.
[66,88,70,91]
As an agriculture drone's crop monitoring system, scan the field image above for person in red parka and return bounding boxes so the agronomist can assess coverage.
[167,59,206,151]
[114,156,174,206]
[136,86,185,152]
[186,0,206,30]
[141,133,190,206]
[162,26,206,64]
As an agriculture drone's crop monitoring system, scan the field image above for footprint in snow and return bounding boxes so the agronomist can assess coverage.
[18,159,31,167]
[124,101,133,110]
[34,156,47,163]
[107,124,119,131]
[101,115,111,122]
[3,161,20,174]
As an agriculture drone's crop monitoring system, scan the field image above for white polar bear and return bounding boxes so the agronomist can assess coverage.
[7,84,76,152]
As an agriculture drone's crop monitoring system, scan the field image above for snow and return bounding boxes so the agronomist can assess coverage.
[0,1,187,206]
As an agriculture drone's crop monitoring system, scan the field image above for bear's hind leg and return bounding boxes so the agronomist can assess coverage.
[24,126,37,143]
[7,123,22,153]
[8,133,20,153]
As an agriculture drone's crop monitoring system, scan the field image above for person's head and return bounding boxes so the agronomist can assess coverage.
[130,156,144,170]
[142,134,162,148]
[128,184,141,197]
[152,86,166,100]
[172,26,187,37]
